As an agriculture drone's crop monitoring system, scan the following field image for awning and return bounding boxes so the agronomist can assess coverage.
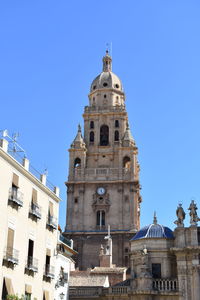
[5,277,14,295]
[25,284,32,294]
[32,188,38,204]
[44,290,50,300]
[12,173,19,187]
[46,248,51,256]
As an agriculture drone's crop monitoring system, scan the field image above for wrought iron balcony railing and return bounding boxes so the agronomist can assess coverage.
[3,247,19,265]
[29,203,41,219]
[25,256,38,272]
[46,215,57,230]
[8,187,23,207]
[44,264,55,279]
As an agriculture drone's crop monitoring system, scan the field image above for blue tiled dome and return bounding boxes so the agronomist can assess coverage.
[131,215,174,241]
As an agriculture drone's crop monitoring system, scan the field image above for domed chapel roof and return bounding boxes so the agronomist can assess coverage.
[131,213,174,241]
[90,50,123,93]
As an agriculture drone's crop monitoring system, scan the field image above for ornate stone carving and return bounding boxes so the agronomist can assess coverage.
[92,193,111,212]
[174,203,185,227]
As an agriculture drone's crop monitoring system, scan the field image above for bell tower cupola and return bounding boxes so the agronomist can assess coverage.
[103,50,112,72]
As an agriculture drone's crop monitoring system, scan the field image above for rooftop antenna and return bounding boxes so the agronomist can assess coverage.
[0,129,26,157]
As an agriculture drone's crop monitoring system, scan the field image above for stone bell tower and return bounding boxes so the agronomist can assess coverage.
[64,51,142,270]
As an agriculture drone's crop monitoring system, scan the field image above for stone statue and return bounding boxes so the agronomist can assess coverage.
[174,204,185,227]
[188,200,200,226]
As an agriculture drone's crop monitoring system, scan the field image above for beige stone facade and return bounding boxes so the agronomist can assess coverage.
[0,136,60,299]
[64,52,141,270]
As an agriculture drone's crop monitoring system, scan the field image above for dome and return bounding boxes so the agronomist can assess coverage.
[90,71,123,93]
[131,214,174,241]
[90,51,123,93]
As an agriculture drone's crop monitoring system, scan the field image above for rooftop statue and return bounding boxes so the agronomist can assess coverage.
[174,204,185,227]
[188,200,200,226]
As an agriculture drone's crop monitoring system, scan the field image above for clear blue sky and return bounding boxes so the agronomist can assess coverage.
[1,1,200,230]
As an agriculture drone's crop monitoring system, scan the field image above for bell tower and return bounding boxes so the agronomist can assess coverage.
[64,51,142,270]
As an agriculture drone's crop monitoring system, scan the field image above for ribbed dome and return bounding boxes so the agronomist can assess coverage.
[90,51,123,93]
[90,71,123,93]
[131,215,174,241]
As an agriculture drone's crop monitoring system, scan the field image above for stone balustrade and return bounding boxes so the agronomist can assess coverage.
[153,279,178,291]
[69,167,136,182]
[69,286,130,297]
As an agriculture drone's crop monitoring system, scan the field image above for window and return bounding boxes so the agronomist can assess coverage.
[93,85,96,90]
[103,82,108,87]
[100,125,109,146]
[74,198,78,204]
[90,131,94,143]
[115,120,119,128]
[90,121,94,129]
[104,94,107,98]
[74,157,81,168]
[152,263,161,278]
[115,84,119,88]
[114,130,119,141]
[97,210,105,226]
[8,173,23,207]
[123,156,131,169]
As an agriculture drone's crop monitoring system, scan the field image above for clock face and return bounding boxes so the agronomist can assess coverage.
[97,187,105,195]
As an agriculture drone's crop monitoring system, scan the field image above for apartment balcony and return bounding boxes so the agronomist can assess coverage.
[46,215,57,230]
[84,105,126,114]
[153,279,178,292]
[3,247,19,265]
[59,234,72,247]
[8,188,23,207]
[69,168,136,182]
[44,264,55,279]
[25,256,38,273]
[29,203,41,219]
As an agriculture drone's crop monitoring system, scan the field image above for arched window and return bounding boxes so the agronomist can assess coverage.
[74,157,81,168]
[90,121,94,129]
[97,210,105,226]
[123,156,131,169]
[100,125,109,146]
[90,131,94,143]
[115,120,119,128]
[114,130,119,141]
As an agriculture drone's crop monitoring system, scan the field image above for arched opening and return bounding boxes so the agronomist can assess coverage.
[90,121,94,129]
[90,131,94,143]
[74,157,81,168]
[123,156,131,169]
[114,130,119,141]
[100,125,109,146]
[115,120,119,128]
[97,210,105,227]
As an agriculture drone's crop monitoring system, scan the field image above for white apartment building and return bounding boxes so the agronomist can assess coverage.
[0,132,60,300]
[54,231,76,300]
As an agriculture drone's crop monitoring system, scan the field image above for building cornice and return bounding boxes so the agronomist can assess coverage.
[0,147,60,203]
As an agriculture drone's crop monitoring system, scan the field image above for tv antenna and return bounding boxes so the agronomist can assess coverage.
[0,129,26,157]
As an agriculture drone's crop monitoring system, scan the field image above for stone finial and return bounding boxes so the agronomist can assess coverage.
[122,122,134,143]
[71,124,85,149]
[174,203,185,227]
[188,200,200,226]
